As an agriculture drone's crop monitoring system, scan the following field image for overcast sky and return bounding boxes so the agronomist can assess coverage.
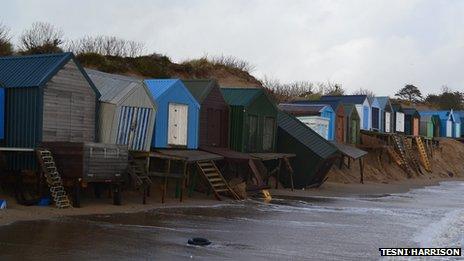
[3,0,464,95]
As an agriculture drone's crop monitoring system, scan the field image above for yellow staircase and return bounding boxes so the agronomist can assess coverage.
[36,149,72,209]
[414,136,432,172]
[197,161,241,200]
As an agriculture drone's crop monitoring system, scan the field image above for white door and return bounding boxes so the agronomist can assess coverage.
[385,112,391,132]
[168,103,188,146]
[396,112,404,132]
[446,121,452,137]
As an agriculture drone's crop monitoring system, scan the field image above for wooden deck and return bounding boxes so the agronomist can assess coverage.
[152,149,223,163]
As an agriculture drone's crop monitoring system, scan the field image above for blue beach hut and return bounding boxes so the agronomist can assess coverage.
[453,113,461,138]
[369,97,381,131]
[421,110,455,137]
[320,95,370,131]
[282,103,335,140]
[376,97,393,133]
[144,79,200,149]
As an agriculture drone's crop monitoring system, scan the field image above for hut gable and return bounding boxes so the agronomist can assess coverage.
[87,69,156,151]
[43,60,97,142]
[183,79,229,148]
[145,79,200,149]
[277,111,338,188]
[221,88,278,152]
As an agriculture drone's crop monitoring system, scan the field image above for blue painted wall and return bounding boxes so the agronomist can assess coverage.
[320,106,335,141]
[0,88,4,139]
[145,79,200,149]
[362,106,369,130]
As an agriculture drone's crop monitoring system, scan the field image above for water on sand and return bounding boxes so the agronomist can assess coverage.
[1,181,463,260]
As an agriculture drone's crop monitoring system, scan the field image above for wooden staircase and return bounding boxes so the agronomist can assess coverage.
[197,161,241,200]
[414,137,432,172]
[129,160,152,190]
[391,135,414,176]
[36,149,72,209]
[402,136,423,175]
[386,147,412,176]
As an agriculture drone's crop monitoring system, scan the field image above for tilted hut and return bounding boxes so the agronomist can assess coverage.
[403,108,420,136]
[0,53,100,169]
[392,104,405,134]
[279,103,334,140]
[144,79,200,149]
[320,95,370,131]
[376,97,393,133]
[369,97,381,131]
[299,100,345,142]
[87,69,156,151]
[221,88,278,152]
[277,111,339,188]
[343,104,360,144]
[183,79,229,148]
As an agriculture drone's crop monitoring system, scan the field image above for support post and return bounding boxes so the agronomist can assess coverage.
[359,158,364,184]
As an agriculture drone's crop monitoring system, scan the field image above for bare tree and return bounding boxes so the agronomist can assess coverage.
[0,22,13,55]
[352,87,375,98]
[19,22,64,54]
[315,81,345,95]
[211,55,255,73]
[66,35,145,57]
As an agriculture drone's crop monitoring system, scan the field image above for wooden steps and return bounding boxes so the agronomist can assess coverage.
[197,161,241,200]
[36,149,72,209]
[402,136,422,175]
[414,136,432,172]
[129,160,152,189]
[391,135,414,177]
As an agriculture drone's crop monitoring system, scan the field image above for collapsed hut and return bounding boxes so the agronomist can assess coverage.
[376,97,393,133]
[182,79,229,148]
[320,95,370,131]
[221,88,278,152]
[343,104,360,144]
[86,69,156,151]
[0,53,100,170]
[392,104,405,134]
[403,108,420,136]
[279,103,333,140]
[369,97,381,132]
[277,111,338,188]
[144,79,200,149]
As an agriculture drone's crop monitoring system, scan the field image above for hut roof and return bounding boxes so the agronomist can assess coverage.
[375,97,391,110]
[292,99,341,112]
[86,69,154,106]
[320,95,368,104]
[279,103,330,116]
[392,104,403,112]
[342,104,359,118]
[182,79,218,104]
[277,111,338,159]
[221,87,265,106]
[420,110,454,121]
[0,53,99,96]
[145,79,199,108]
[402,108,420,116]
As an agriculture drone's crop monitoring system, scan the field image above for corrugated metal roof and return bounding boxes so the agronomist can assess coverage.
[221,88,262,106]
[320,95,368,104]
[86,69,153,105]
[182,79,216,104]
[277,111,338,159]
[0,53,72,88]
[279,103,327,116]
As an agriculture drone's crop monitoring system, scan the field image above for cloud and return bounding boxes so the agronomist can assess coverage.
[2,0,464,95]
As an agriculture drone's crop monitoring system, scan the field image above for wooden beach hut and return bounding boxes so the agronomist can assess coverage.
[277,111,338,188]
[183,79,229,148]
[392,104,405,134]
[320,95,370,131]
[403,108,420,136]
[418,113,440,138]
[369,97,381,131]
[144,79,200,149]
[376,97,393,133]
[343,104,360,144]
[0,53,100,170]
[221,88,278,152]
[87,69,156,151]
[423,110,455,137]
[279,103,334,140]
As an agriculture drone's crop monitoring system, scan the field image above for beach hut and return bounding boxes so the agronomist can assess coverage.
[0,53,100,169]
[392,104,405,134]
[221,88,278,152]
[403,108,420,136]
[369,97,381,131]
[343,104,360,144]
[144,79,200,149]
[376,97,393,133]
[279,103,334,140]
[182,79,229,148]
[418,114,434,138]
[456,111,464,137]
[320,95,370,131]
[277,111,338,188]
[420,110,455,137]
[454,115,461,138]
[0,83,4,140]
[86,69,156,151]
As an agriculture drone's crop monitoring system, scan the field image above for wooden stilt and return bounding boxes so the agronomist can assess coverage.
[359,158,364,184]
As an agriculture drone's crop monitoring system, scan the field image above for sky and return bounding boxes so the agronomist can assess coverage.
[2,0,464,96]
